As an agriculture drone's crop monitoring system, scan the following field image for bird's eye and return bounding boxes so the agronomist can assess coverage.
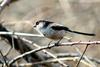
[36,22,39,25]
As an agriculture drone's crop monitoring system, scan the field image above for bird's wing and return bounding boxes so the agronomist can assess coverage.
[51,25,70,31]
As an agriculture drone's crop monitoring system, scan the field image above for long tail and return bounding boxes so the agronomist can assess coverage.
[51,26,95,36]
[68,30,95,36]
[62,26,95,36]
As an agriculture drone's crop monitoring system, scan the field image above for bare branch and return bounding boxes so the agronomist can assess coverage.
[0,0,11,12]
[0,32,99,45]
[10,53,100,67]
[23,38,68,67]
[47,53,100,64]
[32,57,92,67]
[74,45,96,67]
[8,44,54,66]
[0,50,8,67]
[8,40,100,66]
[0,32,44,37]
[0,0,18,12]
[11,57,92,67]
[60,41,100,46]
[75,45,89,67]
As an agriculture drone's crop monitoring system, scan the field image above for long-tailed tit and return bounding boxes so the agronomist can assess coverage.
[33,20,95,46]
[33,20,95,40]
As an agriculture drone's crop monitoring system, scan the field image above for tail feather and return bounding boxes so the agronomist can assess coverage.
[68,30,95,36]
[51,26,95,36]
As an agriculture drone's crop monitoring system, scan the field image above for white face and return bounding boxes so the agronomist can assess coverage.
[34,22,45,30]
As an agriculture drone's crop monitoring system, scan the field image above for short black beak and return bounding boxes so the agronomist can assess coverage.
[33,24,36,27]
[34,25,36,27]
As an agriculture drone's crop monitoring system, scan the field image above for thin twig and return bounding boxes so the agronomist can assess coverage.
[11,31,15,50]
[4,32,15,56]
[0,0,10,12]
[0,0,18,13]
[4,46,12,57]
[0,50,8,67]
[52,53,100,64]
[75,44,89,67]
[74,45,96,67]
[45,52,100,64]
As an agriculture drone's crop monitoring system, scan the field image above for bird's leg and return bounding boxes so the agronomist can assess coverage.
[55,38,63,46]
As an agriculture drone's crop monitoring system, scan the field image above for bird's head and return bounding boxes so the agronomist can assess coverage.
[33,20,53,29]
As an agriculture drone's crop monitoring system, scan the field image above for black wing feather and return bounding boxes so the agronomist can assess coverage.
[51,26,70,31]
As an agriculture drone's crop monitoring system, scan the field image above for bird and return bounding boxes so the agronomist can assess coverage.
[33,20,95,45]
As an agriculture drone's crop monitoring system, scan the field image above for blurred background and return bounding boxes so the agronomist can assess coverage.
[0,0,99,67]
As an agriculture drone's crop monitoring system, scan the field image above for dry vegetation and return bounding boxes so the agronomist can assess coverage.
[0,0,99,67]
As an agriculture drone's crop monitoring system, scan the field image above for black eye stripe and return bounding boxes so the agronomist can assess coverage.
[35,20,54,27]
